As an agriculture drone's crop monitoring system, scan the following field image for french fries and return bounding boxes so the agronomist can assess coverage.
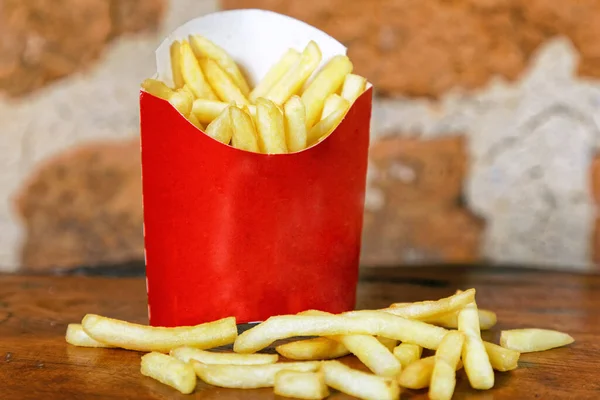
[192,361,321,389]
[500,329,574,353]
[386,289,476,320]
[321,94,349,120]
[144,37,370,153]
[65,323,113,348]
[398,356,464,390]
[301,55,353,128]
[307,105,349,146]
[421,308,497,330]
[255,98,288,154]
[276,337,350,360]
[274,370,330,400]
[169,41,185,89]
[459,302,494,390]
[67,285,569,398]
[483,341,520,371]
[141,352,197,394]
[250,49,301,102]
[341,73,367,103]
[392,343,422,368]
[187,111,204,130]
[234,311,448,354]
[429,331,465,400]
[81,314,237,352]
[322,360,400,400]
[141,79,193,116]
[199,58,250,105]
[179,41,218,100]
[205,106,233,144]
[189,34,251,96]
[298,310,401,377]
[171,347,278,365]
[283,95,308,152]
[264,41,322,105]
[230,106,259,152]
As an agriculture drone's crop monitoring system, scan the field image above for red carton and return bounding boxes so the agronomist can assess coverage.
[140,9,373,327]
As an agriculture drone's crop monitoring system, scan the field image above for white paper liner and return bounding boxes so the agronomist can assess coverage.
[155,9,351,89]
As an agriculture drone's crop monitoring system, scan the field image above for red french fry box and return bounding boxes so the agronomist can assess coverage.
[140,9,373,327]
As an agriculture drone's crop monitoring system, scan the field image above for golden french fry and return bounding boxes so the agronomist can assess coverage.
[230,106,259,152]
[300,309,400,377]
[234,311,448,354]
[169,91,194,116]
[422,308,497,330]
[500,329,574,353]
[283,95,307,152]
[321,94,349,120]
[484,341,520,371]
[250,49,301,102]
[192,99,256,125]
[141,79,193,115]
[276,337,349,361]
[141,352,196,395]
[180,41,218,100]
[192,99,228,124]
[189,34,251,96]
[255,98,287,154]
[264,41,322,105]
[192,360,321,389]
[180,84,195,98]
[169,40,185,89]
[171,347,278,365]
[274,370,330,400]
[65,324,113,348]
[429,331,465,400]
[306,104,350,146]
[199,58,249,105]
[459,302,494,390]
[377,337,398,352]
[386,289,476,320]
[322,360,400,400]
[301,55,353,128]
[333,334,401,377]
[392,343,422,369]
[205,105,233,144]
[187,111,204,130]
[398,356,463,390]
[142,78,174,99]
[81,314,237,352]
[341,73,367,103]
[398,357,434,389]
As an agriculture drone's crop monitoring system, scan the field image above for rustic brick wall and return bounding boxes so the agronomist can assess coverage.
[222,0,600,98]
[16,140,143,271]
[2,0,600,272]
[0,0,165,97]
[362,136,483,265]
[593,156,600,266]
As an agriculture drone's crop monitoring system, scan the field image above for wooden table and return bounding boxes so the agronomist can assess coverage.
[1,267,599,399]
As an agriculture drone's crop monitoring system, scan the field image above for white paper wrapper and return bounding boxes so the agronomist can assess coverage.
[155,9,348,88]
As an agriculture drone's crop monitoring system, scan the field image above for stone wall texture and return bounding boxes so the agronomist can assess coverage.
[222,0,600,98]
[1,0,599,272]
[0,0,166,97]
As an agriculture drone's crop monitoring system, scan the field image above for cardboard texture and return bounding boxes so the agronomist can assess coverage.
[140,9,373,327]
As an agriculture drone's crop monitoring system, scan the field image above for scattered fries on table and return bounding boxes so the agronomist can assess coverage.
[142,34,369,154]
[67,289,574,400]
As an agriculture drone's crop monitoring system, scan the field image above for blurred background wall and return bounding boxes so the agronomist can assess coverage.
[1,0,599,273]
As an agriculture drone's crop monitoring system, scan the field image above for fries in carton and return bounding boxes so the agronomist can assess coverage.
[140,9,373,327]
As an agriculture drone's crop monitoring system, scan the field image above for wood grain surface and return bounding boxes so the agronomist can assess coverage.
[1,267,599,399]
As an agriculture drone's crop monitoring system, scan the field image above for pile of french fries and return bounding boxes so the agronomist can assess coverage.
[142,34,367,154]
[66,289,574,399]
